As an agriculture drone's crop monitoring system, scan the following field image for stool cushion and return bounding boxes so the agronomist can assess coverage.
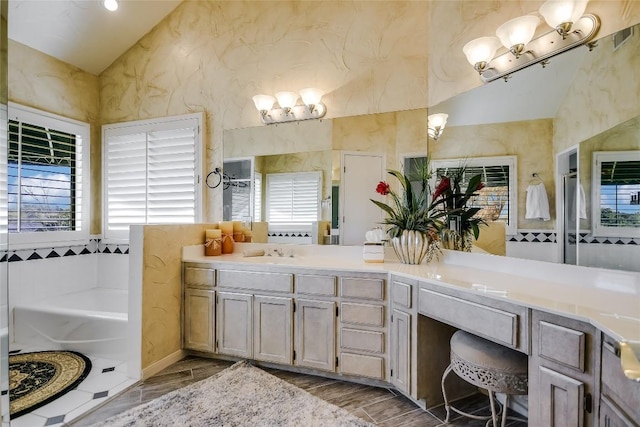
[450,330,528,394]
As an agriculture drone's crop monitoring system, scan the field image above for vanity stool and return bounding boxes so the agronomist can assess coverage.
[441,330,528,427]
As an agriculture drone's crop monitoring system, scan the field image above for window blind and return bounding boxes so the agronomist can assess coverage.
[599,160,640,228]
[7,119,83,233]
[254,172,262,222]
[266,172,321,228]
[104,114,202,241]
[435,165,511,223]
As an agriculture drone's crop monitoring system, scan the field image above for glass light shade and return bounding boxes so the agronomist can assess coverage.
[252,94,276,112]
[275,91,299,109]
[496,15,540,49]
[428,113,448,129]
[462,37,501,66]
[540,0,588,29]
[103,0,118,11]
[299,88,324,106]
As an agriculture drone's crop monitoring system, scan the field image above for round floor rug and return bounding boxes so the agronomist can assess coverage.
[9,350,92,418]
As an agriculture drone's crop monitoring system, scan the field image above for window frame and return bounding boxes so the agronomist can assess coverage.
[591,150,640,238]
[102,112,204,243]
[429,156,518,235]
[7,103,90,249]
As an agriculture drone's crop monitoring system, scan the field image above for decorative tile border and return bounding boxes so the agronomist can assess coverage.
[0,239,129,263]
[509,231,639,245]
[268,232,311,238]
[508,231,557,243]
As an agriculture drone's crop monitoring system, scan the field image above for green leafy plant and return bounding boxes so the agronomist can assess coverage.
[431,164,486,239]
[370,168,445,239]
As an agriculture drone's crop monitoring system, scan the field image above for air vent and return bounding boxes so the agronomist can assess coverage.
[613,26,633,51]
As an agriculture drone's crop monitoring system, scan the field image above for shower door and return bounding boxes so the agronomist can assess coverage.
[563,173,578,266]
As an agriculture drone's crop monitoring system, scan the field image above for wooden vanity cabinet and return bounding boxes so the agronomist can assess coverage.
[389,275,416,396]
[338,273,388,380]
[183,265,216,352]
[529,310,599,427]
[598,336,640,426]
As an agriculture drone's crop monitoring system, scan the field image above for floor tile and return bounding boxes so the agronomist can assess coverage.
[10,413,47,427]
[32,390,93,418]
[377,408,442,427]
[361,394,424,423]
[75,370,131,394]
[327,385,397,411]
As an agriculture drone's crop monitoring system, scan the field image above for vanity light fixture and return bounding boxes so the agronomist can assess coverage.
[427,113,448,141]
[103,0,119,12]
[463,0,600,83]
[252,88,327,125]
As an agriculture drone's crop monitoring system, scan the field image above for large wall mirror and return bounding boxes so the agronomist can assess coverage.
[223,22,639,273]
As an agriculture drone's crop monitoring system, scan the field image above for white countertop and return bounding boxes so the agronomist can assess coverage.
[183,242,640,364]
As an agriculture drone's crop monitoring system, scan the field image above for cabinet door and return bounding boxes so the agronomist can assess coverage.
[217,292,253,358]
[599,396,636,427]
[390,309,411,394]
[253,295,293,364]
[295,299,336,372]
[535,366,585,427]
[184,288,215,352]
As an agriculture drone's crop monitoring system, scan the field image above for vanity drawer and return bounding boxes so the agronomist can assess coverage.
[339,352,385,380]
[537,321,585,372]
[340,277,384,301]
[184,266,215,288]
[419,288,518,348]
[340,328,385,353]
[218,270,293,293]
[340,302,384,327]
[296,274,336,296]
[391,281,412,309]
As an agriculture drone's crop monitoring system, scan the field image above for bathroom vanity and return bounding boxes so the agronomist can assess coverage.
[182,244,640,426]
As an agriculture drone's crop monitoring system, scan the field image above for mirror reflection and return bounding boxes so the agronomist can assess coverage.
[223,23,640,272]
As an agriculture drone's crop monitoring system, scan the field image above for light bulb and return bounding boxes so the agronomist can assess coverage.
[103,0,118,12]
[462,37,501,73]
[275,91,299,111]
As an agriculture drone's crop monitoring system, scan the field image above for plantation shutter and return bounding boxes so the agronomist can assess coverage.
[7,119,83,233]
[266,172,321,228]
[254,172,262,221]
[104,114,201,241]
[435,165,511,223]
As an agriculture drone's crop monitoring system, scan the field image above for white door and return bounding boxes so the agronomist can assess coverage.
[341,152,385,245]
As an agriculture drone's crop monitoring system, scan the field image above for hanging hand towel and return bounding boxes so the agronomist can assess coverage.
[569,183,588,220]
[526,183,550,220]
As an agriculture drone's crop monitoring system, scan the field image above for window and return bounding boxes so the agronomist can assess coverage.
[103,113,203,242]
[266,172,321,232]
[7,103,90,246]
[420,156,517,235]
[592,151,640,237]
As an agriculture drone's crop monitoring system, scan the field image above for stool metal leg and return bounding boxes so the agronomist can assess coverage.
[441,364,495,425]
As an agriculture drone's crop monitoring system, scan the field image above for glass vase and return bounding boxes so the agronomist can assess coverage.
[441,229,473,252]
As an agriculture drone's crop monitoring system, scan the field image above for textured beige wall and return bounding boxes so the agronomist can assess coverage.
[428,0,640,107]
[429,119,554,230]
[8,41,101,234]
[141,224,216,369]
[554,19,640,152]
[100,0,429,222]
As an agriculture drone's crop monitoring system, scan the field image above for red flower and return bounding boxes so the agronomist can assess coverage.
[376,181,390,195]
[476,182,485,191]
[432,176,451,201]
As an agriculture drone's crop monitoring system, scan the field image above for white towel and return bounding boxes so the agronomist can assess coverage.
[526,183,550,221]
[569,183,587,220]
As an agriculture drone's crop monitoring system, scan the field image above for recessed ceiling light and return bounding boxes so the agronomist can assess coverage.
[103,0,119,12]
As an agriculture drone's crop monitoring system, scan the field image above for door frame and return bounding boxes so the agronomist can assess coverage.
[555,144,580,265]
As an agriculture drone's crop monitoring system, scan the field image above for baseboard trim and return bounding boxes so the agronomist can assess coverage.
[142,349,186,380]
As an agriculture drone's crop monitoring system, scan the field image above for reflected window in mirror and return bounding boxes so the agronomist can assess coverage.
[223,157,254,222]
[403,156,433,200]
[266,171,321,235]
[592,151,640,238]
[431,157,517,235]
[254,172,262,222]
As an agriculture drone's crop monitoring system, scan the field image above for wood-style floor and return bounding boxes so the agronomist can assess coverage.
[70,356,527,426]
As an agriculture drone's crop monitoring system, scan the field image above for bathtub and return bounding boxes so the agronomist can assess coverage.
[13,288,128,361]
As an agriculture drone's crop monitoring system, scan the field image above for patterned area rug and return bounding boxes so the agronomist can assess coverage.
[10,350,92,418]
[91,360,373,427]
